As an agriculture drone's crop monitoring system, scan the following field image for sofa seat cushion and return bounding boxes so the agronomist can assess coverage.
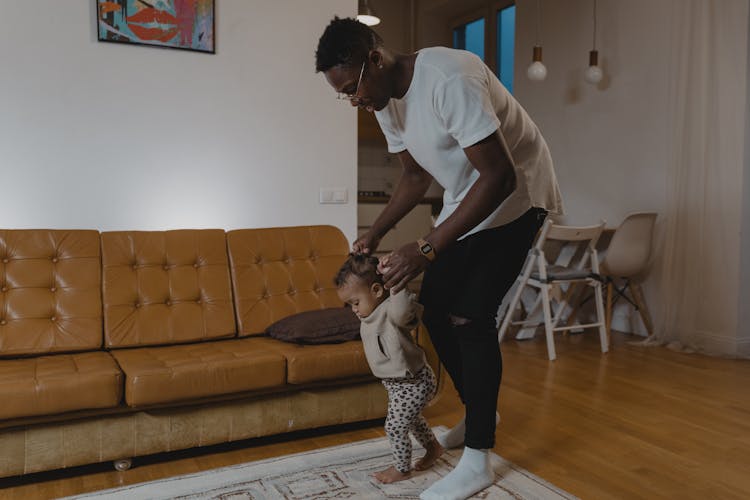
[250,336,372,385]
[0,352,123,420]
[111,338,287,407]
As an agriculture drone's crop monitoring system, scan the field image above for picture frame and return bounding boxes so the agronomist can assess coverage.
[96,0,215,54]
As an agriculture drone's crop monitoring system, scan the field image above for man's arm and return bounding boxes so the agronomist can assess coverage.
[353,150,434,253]
[425,129,516,253]
[381,129,517,292]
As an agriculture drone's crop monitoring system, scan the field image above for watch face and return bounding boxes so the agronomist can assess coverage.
[421,243,433,254]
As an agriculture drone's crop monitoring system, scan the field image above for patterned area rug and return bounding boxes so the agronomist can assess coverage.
[63,427,578,499]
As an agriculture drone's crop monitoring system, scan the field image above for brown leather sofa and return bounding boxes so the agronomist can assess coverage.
[0,225,440,478]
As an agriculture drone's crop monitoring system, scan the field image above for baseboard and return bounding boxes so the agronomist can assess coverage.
[737,337,750,358]
[689,330,747,357]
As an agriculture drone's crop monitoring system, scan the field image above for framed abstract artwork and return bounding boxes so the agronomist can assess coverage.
[96,0,215,54]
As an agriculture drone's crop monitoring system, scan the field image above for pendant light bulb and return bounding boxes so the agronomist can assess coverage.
[356,0,381,26]
[585,0,603,85]
[584,49,603,84]
[527,46,547,81]
[527,0,546,82]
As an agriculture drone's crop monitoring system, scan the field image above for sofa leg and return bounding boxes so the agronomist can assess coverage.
[113,458,133,472]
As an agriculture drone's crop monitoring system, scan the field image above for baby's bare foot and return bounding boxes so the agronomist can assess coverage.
[373,465,412,483]
[414,439,445,471]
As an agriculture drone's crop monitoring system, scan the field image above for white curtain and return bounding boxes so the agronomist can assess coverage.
[651,0,749,356]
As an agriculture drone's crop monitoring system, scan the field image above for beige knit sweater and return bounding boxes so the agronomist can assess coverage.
[359,289,427,379]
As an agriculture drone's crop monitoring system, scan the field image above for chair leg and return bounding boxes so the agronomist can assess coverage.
[554,282,578,333]
[540,284,556,361]
[606,281,613,347]
[593,281,609,353]
[564,283,586,329]
[631,283,654,337]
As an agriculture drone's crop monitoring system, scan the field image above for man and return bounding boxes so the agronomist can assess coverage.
[316,17,562,500]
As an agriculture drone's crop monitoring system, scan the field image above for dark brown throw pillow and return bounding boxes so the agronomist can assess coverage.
[265,307,361,344]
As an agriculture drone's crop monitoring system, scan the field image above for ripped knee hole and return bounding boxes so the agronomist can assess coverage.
[448,314,472,326]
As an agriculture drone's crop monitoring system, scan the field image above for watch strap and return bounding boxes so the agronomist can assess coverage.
[417,238,436,261]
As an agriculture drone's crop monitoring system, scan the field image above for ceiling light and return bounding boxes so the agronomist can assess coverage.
[357,0,381,26]
[527,0,547,82]
[584,0,603,84]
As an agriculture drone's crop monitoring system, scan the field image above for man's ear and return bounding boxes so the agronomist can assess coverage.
[368,49,383,68]
[372,282,384,298]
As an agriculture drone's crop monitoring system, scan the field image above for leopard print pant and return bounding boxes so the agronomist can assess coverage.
[382,364,438,473]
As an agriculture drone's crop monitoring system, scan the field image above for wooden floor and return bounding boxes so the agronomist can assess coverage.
[2,331,749,500]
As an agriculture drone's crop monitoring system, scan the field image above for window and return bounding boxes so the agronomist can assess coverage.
[496,5,515,92]
[451,2,516,94]
[453,18,485,61]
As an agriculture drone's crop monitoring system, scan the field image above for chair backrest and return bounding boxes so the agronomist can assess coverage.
[541,221,607,244]
[534,219,606,272]
[601,212,657,277]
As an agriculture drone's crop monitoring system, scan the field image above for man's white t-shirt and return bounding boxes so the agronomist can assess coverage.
[375,47,563,239]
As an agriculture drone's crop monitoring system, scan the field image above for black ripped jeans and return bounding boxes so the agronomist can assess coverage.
[419,207,547,449]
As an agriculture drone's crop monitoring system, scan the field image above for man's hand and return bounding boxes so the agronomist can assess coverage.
[380,242,430,293]
[352,231,381,255]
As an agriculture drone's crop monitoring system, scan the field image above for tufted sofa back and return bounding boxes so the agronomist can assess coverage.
[101,230,236,348]
[227,225,349,336]
[0,230,102,357]
[1,226,350,352]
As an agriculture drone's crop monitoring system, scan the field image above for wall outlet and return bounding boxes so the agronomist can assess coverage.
[319,188,348,204]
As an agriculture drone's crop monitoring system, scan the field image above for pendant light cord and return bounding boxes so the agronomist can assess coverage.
[536,0,542,46]
[592,0,597,50]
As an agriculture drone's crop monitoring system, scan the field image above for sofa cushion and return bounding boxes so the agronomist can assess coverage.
[250,337,372,385]
[0,352,123,420]
[266,307,361,344]
[226,226,349,336]
[110,338,287,407]
[101,230,236,348]
[0,230,102,357]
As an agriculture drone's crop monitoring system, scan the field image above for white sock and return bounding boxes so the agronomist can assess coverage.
[419,447,495,500]
[437,412,501,449]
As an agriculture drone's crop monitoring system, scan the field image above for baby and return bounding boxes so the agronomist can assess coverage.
[335,253,444,483]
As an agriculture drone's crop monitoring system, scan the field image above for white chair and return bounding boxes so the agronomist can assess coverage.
[600,212,658,341]
[498,219,609,361]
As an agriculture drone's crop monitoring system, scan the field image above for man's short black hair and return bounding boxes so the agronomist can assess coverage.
[315,17,383,73]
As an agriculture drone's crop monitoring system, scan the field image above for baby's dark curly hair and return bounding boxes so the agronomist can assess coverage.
[334,253,384,287]
[315,16,383,73]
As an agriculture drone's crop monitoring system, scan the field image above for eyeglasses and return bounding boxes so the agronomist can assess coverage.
[337,62,365,104]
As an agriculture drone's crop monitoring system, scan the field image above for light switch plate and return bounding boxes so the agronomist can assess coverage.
[320,188,348,204]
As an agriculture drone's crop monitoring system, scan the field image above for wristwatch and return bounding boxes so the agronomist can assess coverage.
[417,238,436,262]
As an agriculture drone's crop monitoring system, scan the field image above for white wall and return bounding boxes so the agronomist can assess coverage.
[739,5,750,358]
[513,0,670,228]
[512,0,675,337]
[0,1,358,243]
